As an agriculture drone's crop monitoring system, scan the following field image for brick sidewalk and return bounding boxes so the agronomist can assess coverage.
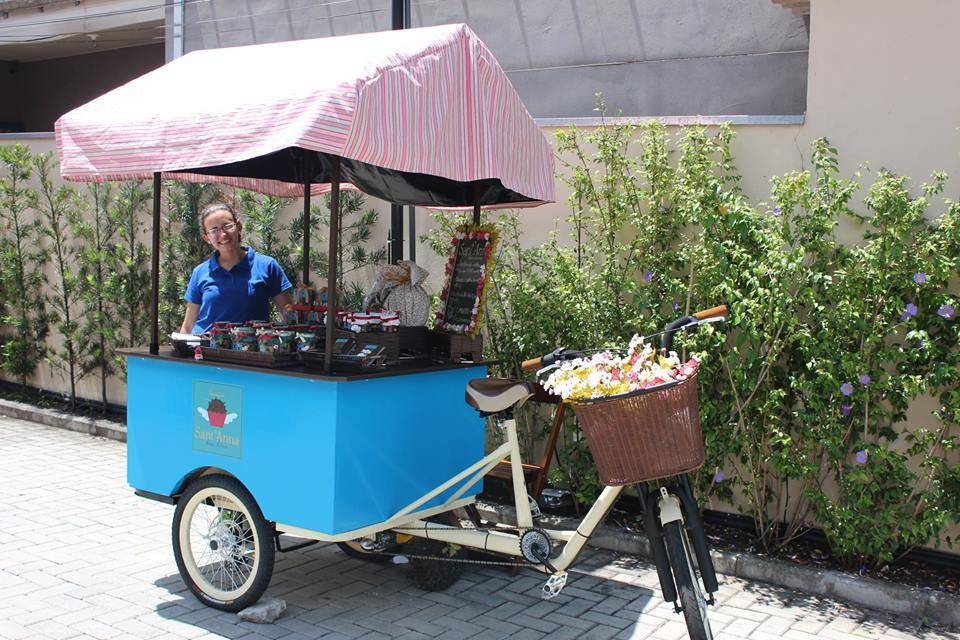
[0,414,955,640]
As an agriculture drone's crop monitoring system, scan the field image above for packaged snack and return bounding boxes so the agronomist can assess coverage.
[210,327,233,350]
[231,326,257,351]
[276,330,296,352]
[258,332,281,353]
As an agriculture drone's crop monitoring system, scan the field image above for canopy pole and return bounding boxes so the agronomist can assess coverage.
[149,172,161,355]
[472,183,482,225]
[302,181,311,285]
[323,157,342,374]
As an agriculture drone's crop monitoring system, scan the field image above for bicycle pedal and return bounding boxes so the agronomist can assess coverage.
[529,496,542,519]
[541,571,568,600]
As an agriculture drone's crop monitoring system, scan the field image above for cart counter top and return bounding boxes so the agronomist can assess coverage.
[118,346,495,382]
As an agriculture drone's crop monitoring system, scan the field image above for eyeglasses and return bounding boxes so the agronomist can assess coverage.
[204,221,238,236]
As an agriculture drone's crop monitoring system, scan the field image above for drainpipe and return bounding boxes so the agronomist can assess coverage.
[172,0,184,60]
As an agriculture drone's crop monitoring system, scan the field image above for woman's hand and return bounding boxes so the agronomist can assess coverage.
[273,290,293,320]
[180,302,200,334]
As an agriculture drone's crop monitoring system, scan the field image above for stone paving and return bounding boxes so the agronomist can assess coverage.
[0,413,956,640]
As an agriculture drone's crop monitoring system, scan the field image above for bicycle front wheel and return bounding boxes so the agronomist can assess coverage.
[663,520,713,640]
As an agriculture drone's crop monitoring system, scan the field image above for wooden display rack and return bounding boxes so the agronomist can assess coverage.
[429,330,483,362]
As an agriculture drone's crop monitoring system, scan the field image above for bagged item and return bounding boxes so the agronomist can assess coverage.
[363,261,430,326]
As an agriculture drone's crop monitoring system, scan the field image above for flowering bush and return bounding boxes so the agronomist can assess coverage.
[542,335,697,401]
[425,108,959,568]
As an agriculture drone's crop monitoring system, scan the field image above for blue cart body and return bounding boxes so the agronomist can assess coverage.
[126,354,487,536]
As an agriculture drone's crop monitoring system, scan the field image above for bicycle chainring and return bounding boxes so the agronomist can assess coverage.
[519,528,552,564]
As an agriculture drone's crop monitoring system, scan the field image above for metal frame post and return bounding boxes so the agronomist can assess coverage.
[149,172,161,354]
[323,157,342,373]
[302,182,311,285]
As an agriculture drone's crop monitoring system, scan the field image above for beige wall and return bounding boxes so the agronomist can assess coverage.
[802,0,960,203]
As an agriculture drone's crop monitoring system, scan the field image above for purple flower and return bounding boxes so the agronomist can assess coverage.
[643,271,654,282]
[673,301,682,312]
[840,404,852,416]
[713,470,725,483]
[938,304,955,319]
[855,449,869,465]
[771,206,782,217]
[859,374,871,386]
[840,382,854,396]
[913,272,927,285]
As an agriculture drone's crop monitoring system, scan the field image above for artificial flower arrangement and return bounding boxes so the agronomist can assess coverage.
[435,225,499,336]
[543,334,700,403]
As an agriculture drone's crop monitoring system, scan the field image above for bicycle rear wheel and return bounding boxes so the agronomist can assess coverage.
[663,520,713,640]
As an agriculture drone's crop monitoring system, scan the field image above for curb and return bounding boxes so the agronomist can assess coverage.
[475,501,959,628]
[0,398,127,442]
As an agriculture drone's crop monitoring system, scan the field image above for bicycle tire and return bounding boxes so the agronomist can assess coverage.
[172,475,275,612]
[663,520,713,640]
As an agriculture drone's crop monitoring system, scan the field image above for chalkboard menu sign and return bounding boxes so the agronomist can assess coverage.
[435,226,498,335]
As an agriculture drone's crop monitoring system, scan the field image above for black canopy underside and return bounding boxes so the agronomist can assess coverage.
[180,147,536,207]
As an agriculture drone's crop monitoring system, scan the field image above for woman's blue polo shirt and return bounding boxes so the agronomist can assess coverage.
[184,247,292,334]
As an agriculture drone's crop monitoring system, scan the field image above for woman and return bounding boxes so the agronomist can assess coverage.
[179,202,293,334]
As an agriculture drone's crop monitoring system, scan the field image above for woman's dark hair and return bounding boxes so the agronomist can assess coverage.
[199,202,239,233]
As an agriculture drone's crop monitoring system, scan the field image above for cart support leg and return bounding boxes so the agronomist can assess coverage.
[302,177,311,286]
[324,157,341,373]
[149,171,161,355]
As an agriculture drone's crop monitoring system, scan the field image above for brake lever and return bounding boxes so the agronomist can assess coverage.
[536,363,560,379]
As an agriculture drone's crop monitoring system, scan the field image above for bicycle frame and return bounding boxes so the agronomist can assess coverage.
[390,411,626,574]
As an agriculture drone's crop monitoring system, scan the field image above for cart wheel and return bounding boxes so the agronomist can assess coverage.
[406,537,466,591]
[336,541,396,563]
[172,475,275,612]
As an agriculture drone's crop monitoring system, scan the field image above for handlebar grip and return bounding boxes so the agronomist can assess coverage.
[693,304,729,321]
[521,357,542,372]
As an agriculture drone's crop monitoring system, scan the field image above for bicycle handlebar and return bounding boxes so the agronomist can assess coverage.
[693,305,729,321]
[521,347,585,373]
[521,304,729,373]
[520,357,542,372]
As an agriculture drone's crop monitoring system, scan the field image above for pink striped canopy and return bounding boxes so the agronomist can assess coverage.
[55,24,554,209]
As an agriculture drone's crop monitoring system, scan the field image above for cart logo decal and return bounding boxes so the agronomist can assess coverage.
[193,381,242,459]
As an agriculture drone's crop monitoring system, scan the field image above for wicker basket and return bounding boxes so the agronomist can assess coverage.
[569,370,704,486]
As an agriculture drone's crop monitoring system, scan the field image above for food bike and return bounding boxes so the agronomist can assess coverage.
[55,22,721,640]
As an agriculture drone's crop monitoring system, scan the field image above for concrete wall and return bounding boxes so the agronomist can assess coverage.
[13,44,163,131]
[176,0,808,118]
[411,0,808,117]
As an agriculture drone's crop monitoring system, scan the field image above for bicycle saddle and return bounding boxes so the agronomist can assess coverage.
[465,378,536,414]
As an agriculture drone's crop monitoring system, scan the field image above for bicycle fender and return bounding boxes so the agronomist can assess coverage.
[658,492,683,526]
